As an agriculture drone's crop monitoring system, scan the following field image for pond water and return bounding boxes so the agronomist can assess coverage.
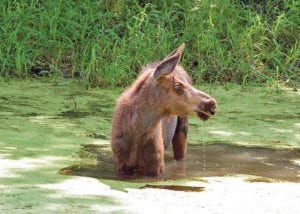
[60,142,300,183]
[0,80,299,212]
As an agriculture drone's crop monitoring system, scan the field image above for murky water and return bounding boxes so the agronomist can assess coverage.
[166,143,300,182]
[60,143,300,182]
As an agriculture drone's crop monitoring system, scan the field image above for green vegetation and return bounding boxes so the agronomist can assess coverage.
[1,0,299,86]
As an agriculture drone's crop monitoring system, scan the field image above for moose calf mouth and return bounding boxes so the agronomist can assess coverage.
[195,110,210,121]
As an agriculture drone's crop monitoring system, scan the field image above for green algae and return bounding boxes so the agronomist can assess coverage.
[0,79,299,212]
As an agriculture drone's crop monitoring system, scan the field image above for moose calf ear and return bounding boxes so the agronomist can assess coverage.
[165,43,185,59]
[154,53,181,79]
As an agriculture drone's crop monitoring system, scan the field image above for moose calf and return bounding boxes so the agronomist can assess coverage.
[111,44,217,177]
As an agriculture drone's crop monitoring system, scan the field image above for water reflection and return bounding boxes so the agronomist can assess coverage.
[60,143,300,182]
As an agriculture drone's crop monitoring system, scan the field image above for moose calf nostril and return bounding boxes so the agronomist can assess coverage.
[203,98,217,116]
[208,100,217,115]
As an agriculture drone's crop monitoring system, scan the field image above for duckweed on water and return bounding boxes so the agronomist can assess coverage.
[0,79,299,211]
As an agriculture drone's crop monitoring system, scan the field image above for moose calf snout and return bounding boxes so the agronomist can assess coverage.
[204,98,217,115]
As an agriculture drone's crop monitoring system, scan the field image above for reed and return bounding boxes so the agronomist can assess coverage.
[0,0,299,86]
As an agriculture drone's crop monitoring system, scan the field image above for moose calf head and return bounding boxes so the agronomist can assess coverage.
[152,43,217,121]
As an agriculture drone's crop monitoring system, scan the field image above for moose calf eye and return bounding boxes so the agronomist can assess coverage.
[174,82,184,95]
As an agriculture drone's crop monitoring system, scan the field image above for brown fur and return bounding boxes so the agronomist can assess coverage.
[172,116,188,160]
[111,44,217,177]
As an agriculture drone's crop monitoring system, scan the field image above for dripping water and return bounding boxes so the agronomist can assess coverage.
[202,122,206,171]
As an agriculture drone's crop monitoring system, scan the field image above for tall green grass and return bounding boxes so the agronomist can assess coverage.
[0,0,299,86]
